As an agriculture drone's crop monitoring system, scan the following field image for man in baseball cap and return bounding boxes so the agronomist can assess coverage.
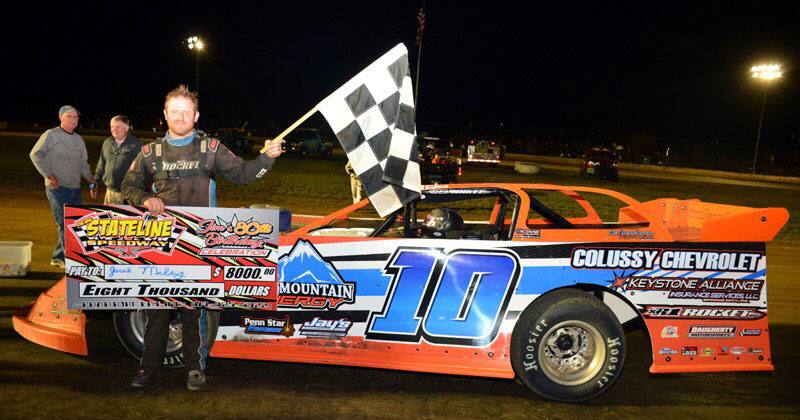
[29,105,97,268]
[58,105,80,117]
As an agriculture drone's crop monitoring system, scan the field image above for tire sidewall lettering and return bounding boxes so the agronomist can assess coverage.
[597,336,622,388]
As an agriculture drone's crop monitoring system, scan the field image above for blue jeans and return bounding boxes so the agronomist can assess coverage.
[45,186,81,262]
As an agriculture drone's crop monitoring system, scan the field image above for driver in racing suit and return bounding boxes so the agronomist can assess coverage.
[122,85,283,391]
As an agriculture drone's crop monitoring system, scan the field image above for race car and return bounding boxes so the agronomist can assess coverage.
[13,183,787,401]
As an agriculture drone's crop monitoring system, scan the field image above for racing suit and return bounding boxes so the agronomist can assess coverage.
[121,130,275,371]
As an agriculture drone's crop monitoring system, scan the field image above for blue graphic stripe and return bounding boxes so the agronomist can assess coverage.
[639,267,662,277]
[515,266,612,295]
[339,269,392,296]
[340,266,763,297]
[741,269,766,280]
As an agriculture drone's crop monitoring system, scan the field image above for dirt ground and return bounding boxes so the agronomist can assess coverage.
[1,131,798,419]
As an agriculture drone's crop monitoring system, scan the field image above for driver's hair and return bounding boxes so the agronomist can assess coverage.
[164,85,199,111]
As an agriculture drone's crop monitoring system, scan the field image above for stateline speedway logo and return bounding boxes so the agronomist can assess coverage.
[196,215,275,257]
[69,212,185,258]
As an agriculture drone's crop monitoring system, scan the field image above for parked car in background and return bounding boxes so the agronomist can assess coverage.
[466,140,501,166]
[283,128,333,158]
[419,136,462,184]
[580,147,619,181]
[212,128,254,154]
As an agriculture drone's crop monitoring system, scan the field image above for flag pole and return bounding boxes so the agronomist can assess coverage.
[414,3,425,111]
[414,40,422,111]
[259,106,318,153]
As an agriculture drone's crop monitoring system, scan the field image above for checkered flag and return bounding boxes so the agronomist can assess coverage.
[318,43,421,217]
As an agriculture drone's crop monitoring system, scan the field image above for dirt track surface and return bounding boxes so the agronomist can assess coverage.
[1,132,798,419]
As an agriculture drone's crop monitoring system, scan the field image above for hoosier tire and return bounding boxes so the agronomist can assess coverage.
[113,310,220,369]
[511,289,626,402]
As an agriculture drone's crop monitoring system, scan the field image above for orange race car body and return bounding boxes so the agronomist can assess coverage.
[13,183,788,400]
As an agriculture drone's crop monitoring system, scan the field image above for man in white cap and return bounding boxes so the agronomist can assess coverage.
[29,105,97,268]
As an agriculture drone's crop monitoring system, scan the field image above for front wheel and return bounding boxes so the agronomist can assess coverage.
[113,310,220,368]
[511,288,626,402]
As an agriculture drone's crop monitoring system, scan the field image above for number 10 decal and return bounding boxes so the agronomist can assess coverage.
[366,247,520,346]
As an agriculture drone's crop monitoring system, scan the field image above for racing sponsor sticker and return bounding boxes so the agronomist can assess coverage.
[701,347,715,357]
[730,346,746,355]
[514,228,540,239]
[299,317,352,338]
[571,248,762,272]
[607,229,654,240]
[571,248,660,269]
[626,276,763,303]
[687,325,737,339]
[740,329,762,336]
[682,346,698,356]
[277,240,355,309]
[659,347,678,355]
[748,347,763,354]
[241,315,294,337]
[661,325,679,338]
[641,306,765,320]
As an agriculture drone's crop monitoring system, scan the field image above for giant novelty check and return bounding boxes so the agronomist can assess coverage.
[65,205,279,310]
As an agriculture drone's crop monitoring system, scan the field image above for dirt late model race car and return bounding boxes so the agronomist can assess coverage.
[13,183,788,401]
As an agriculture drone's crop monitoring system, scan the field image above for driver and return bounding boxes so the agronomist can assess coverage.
[422,207,464,238]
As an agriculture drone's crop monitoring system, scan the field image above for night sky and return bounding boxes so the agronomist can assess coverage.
[3,1,798,149]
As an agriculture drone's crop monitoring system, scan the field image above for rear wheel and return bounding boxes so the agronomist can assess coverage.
[511,288,626,401]
[113,310,220,368]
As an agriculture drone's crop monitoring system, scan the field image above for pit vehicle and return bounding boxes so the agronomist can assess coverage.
[283,128,333,158]
[13,183,786,401]
[466,140,502,166]
[418,136,462,184]
[212,128,253,154]
[580,147,619,181]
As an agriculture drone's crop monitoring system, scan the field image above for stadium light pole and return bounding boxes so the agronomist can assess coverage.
[750,64,781,174]
[187,36,204,94]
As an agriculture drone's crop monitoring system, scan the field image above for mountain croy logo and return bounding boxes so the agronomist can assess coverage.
[69,212,185,258]
[277,239,355,309]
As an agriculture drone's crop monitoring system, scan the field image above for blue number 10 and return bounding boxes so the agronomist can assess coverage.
[366,248,520,346]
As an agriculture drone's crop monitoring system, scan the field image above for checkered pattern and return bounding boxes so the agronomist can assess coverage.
[70,213,113,253]
[318,43,421,217]
[161,225,186,253]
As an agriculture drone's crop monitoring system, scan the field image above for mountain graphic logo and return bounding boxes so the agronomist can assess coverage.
[277,239,355,309]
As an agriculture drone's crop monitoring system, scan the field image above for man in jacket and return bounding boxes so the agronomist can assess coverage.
[122,85,283,391]
[29,105,97,268]
[94,115,143,204]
